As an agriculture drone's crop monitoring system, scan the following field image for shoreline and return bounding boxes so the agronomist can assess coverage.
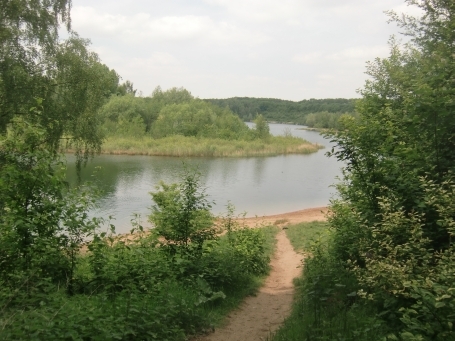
[234,206,328,228]
[113,207,329,239]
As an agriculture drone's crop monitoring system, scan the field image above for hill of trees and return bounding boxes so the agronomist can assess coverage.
[204,97,356,124]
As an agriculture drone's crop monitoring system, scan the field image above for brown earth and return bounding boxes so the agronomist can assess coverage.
[193,207,328,341]
[235,206,328,228]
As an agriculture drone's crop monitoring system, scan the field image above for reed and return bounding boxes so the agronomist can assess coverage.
[99,135,323,157]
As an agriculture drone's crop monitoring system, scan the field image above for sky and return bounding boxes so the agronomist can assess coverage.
[68,0,419,101]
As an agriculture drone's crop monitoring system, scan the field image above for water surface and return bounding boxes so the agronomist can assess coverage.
[66,124,341,233]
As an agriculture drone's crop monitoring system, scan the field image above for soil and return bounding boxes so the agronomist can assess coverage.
[193,206,328,341]
[236,206,328,228]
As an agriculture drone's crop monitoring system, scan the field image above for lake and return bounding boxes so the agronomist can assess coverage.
[66,124,342,233]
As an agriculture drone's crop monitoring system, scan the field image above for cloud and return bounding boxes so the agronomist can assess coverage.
[204,0,307,24]
[326,45,390,61]
[292,53,322,64]
[71,6,269,45]
[293,45,390,66]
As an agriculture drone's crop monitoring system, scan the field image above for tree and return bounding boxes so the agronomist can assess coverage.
[327,1,455,338]
[1,2,119,160]
[0,115,100,291]
[148,169,215,258]
[117,80,136,96]
[99,94,158,135]
[254,114,270,139]
[151,86,194,105]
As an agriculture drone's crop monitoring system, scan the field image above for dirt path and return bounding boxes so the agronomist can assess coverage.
[194,229,305,341]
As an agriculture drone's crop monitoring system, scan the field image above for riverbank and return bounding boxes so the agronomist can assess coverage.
[96,135,323,157]
[112,207,329,236]
[236,206,328,228]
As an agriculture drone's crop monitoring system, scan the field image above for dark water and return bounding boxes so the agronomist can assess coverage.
[66,124,342,233]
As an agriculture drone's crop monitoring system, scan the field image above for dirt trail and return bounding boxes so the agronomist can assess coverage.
[194,229,305,341]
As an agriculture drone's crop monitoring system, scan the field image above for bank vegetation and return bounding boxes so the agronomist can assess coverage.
[95,89,322,157]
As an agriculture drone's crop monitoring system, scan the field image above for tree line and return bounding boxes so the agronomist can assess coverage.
[204,97,356,124]
[99,86,272,141]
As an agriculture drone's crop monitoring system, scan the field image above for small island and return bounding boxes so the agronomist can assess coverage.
[93,87,323,157]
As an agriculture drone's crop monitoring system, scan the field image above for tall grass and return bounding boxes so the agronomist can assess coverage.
[270,222,389,341]
[99,135,323,157]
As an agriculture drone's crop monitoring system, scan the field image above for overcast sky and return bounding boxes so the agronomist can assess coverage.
[68,0,418,101]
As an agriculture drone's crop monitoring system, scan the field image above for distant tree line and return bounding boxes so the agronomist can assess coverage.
[204,97,357,124]
[303,111,359,130]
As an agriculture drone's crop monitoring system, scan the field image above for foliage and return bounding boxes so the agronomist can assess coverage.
[320,0,455,339]
[149,168,216,257]
[0,116,100,296]
[205,97,356,124]
[253,114,270,139]
[116,80,137,96]
[303,111,359,130]
[271,223,388,341]
[0,140,276,340]
[151,85,194,104]
[150,99,250,139]
[99,95,154,136]
[1,8,119,159]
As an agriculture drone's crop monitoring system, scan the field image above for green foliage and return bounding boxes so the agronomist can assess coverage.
[303,111,358,130]
[1,19,119,159]
[116,80,137,96]
[0,146,276,340]
[150,99,250,139]
[272,222,387,341]
[320,1,455,339]
[0,117,100,295]
[253,114,270,139]
[151,86,194,105]
[99,95,154,136]
[205,97,357,124]
[149,168,216,256]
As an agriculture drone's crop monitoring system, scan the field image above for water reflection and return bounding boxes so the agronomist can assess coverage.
[66,124,341,233]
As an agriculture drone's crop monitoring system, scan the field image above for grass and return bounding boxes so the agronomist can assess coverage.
[204,225,279,327]
[284,221,330,252]
[269,221,389,341]
[99,135,323,157]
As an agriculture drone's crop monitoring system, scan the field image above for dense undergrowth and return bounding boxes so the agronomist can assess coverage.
[0,225,277,341]
[272,2,455,340]
[271,222,389,341]
[0,124,277,340]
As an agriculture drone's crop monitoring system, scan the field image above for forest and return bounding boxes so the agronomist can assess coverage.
[205,97,356,124]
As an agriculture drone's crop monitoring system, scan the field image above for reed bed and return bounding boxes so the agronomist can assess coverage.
[100,135,323,157]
